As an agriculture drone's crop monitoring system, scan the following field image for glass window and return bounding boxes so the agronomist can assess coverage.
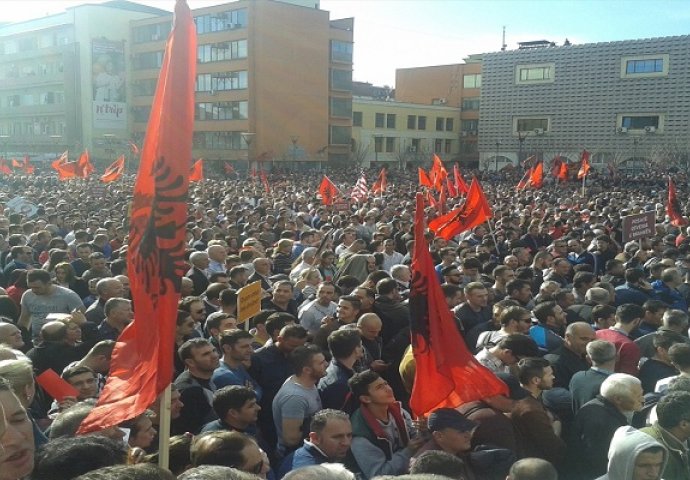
[195,9,247,34]
[445,139,452,154]
[195,101,249,120]
[196,71,248,91]
[329,125,350,145]
[445,118,454,131]
[461,120,479,132]
[407,115,416,130]
[133,23,172,43]
[375,113,385,128]
[353,111,362,127]
[462,98,480,110]
[626,59,664,74]
[436,117,444,131]
[434,139,443,153]
[385,137,395,153]
[374,136,383,153]
[330,41,353,63]
[193,131,244,150]
[516,118,548,132]
[330,97,352,118]
[386,114,396,129]
[197,40,247,63]
[330,69,352,90]
[463,74,481,89]
[418,116,426,130]
[621,115,659,129]
[519,66,551,81]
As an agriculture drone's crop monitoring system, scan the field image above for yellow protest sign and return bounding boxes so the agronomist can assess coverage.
[237,281,262,324]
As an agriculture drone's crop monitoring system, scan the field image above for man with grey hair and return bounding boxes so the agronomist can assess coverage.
[390,265,411,296]
[177,465,257,480]
[85,277,124,324]
[636,309,690,359]
[507,458,558,480]
[97,298,133,342]
[652,267,688,311]
[290,247,318,283]
[568,287,610,323]
[568,373,644,478]
[569,339,617,412]
[207,244,228,275]
[187,251,211,296]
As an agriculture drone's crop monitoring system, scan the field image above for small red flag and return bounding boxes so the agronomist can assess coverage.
[78,0,196,434]
[101,155,125,183]
[516,168,531,191]
[668,177,688,227]
[371,167,387,195]
[77,150,95,178]
[437,185,447,215]
[11,158,22,169]
[557,160,568,182]
[446,176,458,198]
[430,154,447,191]
[128,141,140,155]
[259,169,270,193]
[418,167,432,188]
[189,158,203,182]
[0,158,11,175]
[577,149,591,180]
[224,162,235,175]
[318,175,338,206]
[428,177,492,241]
[529,161,544,189]
[454,164,469,195]
[410,192,507,417]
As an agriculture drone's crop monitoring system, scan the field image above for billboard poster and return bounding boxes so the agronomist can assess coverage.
[92,39,127,129]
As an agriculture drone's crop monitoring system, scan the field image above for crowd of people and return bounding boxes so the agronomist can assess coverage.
[0,165,689,480]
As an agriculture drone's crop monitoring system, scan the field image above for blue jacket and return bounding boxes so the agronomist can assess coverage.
[652,280,688,311]
[277,441,329,478]
[317,359,355,411]
[614,283,653,306]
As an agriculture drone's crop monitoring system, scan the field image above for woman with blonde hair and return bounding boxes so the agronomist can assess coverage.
[0,359,47,448]
[272,239,294,275]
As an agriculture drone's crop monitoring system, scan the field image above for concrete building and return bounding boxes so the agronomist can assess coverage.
[351,97,460,169]
[0,1,165,165]
[131,0,353,171]
[395,56,482,168]
[479,36,690,171]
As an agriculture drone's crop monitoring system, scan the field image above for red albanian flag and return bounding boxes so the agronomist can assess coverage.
[319,175,338,206]
[428,176,492,241]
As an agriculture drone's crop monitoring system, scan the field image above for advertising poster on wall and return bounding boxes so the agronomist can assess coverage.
[92,39,127,130]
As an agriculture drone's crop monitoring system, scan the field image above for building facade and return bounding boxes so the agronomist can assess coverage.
[0,1,164,164]
[131,0,353,172]
[351,97,460,169]
[479,36,690,171]
[395,56,482,167]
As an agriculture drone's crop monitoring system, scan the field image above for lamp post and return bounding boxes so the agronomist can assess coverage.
[494,140,501,172]
[290,135,299,170]
[241,132,255,175]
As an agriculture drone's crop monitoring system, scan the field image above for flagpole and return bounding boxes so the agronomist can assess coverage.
[157,383,171,470]
[487,219,501,257]
[581,173,586,197]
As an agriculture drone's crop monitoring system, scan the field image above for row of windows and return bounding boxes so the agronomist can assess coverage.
[196,101,248,121]
[330,98,352,118]
[461,119,479,132]
[513,114,663,134]
[196,72,248,92]
[3,118,66,136]
[132,51,164,70]
[330,125,351,145]
[193,131,246,150]
[331,69,353,91]
[330,41,353,63]
[5,91,65,108]
[371,137,455,154]
[462,98,480,111]
[133,23,172,44]
[463,74,481,89]
[1,60,64,81]
[0,31,72,54]
[198,40,247,63]
[195,9,248,34]
[354,112,455,131]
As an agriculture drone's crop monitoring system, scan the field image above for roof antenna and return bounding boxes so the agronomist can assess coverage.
[501,25,507,51]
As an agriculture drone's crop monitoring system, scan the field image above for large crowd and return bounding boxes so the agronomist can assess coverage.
[0,165,689,480]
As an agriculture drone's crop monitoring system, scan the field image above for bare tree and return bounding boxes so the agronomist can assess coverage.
[349,139,369,168]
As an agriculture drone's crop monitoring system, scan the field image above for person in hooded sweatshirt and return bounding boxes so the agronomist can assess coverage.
[596,426,668,480]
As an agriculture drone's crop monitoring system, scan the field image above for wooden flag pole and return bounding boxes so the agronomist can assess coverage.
[157,384,172,470]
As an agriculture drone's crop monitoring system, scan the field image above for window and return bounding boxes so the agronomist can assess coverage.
[330,41,353,63]
[193,131,244,150]
[197,40,247,63]
[133,51,164,70]
[133,23,172,43]
[385,137,395,153]
[195,101,248,121]
[386,114,396,129]
[461,120,478,132]
[514,117,549,134]
[330,98,352,118]
[444,139,452,154]
[407,115,416,130]
[618,114,661,131]
[329,125,350,145]
[353,111,362,127]
[434,139,443,153]
[374,136,383,153]
[462,98,480,110]
[436,117,444,131]
[330,69,352,90]
[463,74,481,89]
[196,71,248,91]
[460,141,478,154]
[516,63,555,84]
[375,113,385,128]
[445,118,454,131]
[195,9,247,34]
[417,116,426,130]
[621,55,669,78]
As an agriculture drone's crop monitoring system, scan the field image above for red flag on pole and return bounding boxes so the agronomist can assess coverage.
[557,161,568,182]
[428,177,492,241]
[446,176,457,198]
[128,141,140,156]
[318,175,338,206]
[189,158,203,182]
[516,168,532,191]
[101,155,126,183]
[0,158,11,175]
[371,167,387,195]
[259,169,270,193]
[77,150,95,178]
[577,149,591,180]
[454,164,469,195]
[11,158,22,169]
[668,176,688,227]
[430,154,447,191]
[78,0,196,434]
[418,167,432,188]
[529,161,544,189]
[410,192,507,417]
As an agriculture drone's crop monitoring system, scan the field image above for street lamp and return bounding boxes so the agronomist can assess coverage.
[494,140,501,172]
[241,132,255,175]
[290,135,299,169]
